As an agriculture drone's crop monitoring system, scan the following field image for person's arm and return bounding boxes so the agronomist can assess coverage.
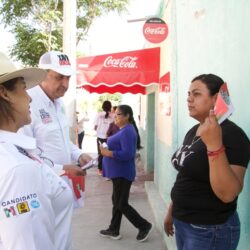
[100,144,113,157]
[164,202,174,236]
[106,123,113,137]
[100,128,135,160]
[70,141,84,161]
[113,130,135,160]
[70,141,92,163]
[208,161,245,203]
[197,111,247,203]
[94,113,99,131]
[78,116,89,124]
[78,153,92,167]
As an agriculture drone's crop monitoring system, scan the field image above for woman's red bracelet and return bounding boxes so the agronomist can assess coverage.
[207,145,225,157]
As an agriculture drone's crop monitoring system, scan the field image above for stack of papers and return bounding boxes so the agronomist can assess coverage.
[214,83,234,124]
[81,157,98,170]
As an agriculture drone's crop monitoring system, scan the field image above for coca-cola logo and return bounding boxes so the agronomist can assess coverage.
[144,27,166,35]
[104,56,138,68]
[143,18,168,43]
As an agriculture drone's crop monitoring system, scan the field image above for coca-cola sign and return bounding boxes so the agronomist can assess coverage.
[104,56,138,68]
[143,18,168,43]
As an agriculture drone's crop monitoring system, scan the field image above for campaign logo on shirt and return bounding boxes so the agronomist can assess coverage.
[3,206,16,218]
[1,194,41,218]
[30,199,40,208]
[17,201,30,214]
[39,109,52,124]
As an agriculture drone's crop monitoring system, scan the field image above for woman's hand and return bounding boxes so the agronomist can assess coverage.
[99,145,113,157]
[196,110,223,151]
[197,111,246,203]
[164,202,174,237]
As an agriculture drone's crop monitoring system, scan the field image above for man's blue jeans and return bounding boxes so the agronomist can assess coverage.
[173,212,240,250]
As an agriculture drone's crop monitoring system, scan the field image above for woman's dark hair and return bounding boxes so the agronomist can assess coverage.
[112,106,117,112]
[0,77,20,125]
[117,104,142,150]
[192,74,224,96]
[102,100,112,118]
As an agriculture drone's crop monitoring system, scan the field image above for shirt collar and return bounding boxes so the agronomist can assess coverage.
[0,130,36,150]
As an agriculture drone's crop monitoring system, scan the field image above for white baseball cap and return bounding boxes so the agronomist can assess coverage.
[0,52,46,89]
[39,51,74,76]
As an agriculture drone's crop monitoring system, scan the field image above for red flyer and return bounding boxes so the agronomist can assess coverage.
[214,83,234,124]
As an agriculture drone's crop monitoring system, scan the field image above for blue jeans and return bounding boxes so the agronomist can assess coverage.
[173,212,240,250]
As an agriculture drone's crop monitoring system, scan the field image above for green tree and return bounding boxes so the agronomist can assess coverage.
[0,0,129,66]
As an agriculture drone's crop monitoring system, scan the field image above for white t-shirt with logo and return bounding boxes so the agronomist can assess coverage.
[0,131,73,250]
[94,111,114,139]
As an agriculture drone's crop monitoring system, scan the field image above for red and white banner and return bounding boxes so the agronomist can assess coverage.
[77,47,160,94]
[159,72,171,116]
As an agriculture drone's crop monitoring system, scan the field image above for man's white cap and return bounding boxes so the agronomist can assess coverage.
[39,51,74,76]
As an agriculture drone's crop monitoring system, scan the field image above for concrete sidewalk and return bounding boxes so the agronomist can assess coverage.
[71,155,167,250]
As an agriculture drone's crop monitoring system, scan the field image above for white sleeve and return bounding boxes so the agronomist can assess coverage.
[70,141,82,163]
[0,164,55,250]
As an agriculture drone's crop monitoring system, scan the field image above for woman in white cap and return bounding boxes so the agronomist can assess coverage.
[0,52,74,250]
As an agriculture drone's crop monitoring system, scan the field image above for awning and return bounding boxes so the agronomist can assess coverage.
[76,47,160,94]
[159,72,170,92]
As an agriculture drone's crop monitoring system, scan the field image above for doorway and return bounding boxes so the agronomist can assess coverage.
[146,92,155,172]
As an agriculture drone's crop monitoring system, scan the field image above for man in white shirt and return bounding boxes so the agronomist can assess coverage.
[20,51,91,176]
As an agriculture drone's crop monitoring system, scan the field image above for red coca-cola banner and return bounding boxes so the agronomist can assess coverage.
[77,47,161,94]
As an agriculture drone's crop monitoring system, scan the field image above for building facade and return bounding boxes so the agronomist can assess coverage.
[139,1,250,249]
